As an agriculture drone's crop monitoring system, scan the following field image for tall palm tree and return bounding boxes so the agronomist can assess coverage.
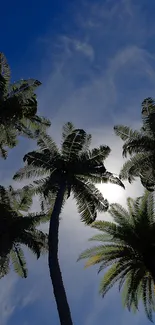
[78,191,155,322]
[13,122,124,325]
[114,97,155,191]
[0,52,51,158]
[0,185,49,279]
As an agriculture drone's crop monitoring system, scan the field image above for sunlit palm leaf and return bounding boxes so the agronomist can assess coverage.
[11,245,28,278]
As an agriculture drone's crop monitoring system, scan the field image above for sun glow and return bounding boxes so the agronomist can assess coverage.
[97,182,125,204]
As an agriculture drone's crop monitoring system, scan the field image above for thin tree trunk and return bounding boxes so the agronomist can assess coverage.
[48,182,73,325]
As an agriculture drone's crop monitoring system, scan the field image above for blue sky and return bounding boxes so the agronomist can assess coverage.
[1,0,155,324]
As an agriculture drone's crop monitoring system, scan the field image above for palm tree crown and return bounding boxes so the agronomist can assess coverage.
[0,53,51,158]
[114,97,155,191]
[13,122,124,224]
[13,122,124,325]
[78,191,155,322]
[0,185,49,279]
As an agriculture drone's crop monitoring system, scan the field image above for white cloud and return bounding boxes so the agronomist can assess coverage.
[60,36,94,61]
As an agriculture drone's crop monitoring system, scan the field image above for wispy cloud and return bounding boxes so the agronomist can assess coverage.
[0,273,18,325]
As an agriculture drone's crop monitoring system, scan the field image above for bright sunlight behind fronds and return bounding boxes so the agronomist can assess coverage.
[97,183,125,204]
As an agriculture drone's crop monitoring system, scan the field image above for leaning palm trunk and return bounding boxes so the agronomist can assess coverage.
[48,182,73,325]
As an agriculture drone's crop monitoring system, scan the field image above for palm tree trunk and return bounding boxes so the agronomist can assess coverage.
[48,182,73,325]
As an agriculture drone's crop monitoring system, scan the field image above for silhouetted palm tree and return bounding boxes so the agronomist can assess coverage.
[114,97,155,191]
[0,52,50,158]
[0,185,48,278]
[79,191,155,322]
[13,122,124,325]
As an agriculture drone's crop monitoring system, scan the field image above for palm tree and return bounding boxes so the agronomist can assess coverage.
[114,97,155,191]
[0,52,51,158]
[78,191,155,322]
[0,185,49,279]
[13,122,124,325]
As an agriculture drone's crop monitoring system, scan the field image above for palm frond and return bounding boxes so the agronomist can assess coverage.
[16,116,51,138]
[89,145,111,163]
[11,245,28,278]
[88,233,113,243]
[141,98,154,117]
[146,191,155,222]
[61,128,87,160]
[84,255,103,268]
[141,98,155,135]
[8,186,33,212]
[62,122,75,141]
[13,163,49,181]
[23,150,52,168]
[0,53,10,97]
[73,179,109,224]
[20,230,48,258]
[119,153,152,182]
[114,125,141,142]
[9,79,41,99]
[78,192,155,321]
[126,197,135,215]
[0,125,18,159]
[25,211,50,227]
[0,185,11,208]
[109,204,130,226]
[37,132,58,154]
[122,135,155,158]
[0,256,9,278]
[99,262,129,297]
[142,276,153,322]
[81,134,92,152]
[90,220,117,235]
[101,172,125,189]
[78,245,116,261]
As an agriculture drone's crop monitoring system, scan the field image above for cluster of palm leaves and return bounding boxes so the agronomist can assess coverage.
[79,192,155,321]
[0,52,50,282]
[79,98,155,323]
[2,51,155,324]
[0,53,50,158]
[0,185,49,279]
[114,97,155,191]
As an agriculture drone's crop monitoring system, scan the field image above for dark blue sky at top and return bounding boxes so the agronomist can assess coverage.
[1,0,155,84]
[1,0,76,79]
[1,0,155,80]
